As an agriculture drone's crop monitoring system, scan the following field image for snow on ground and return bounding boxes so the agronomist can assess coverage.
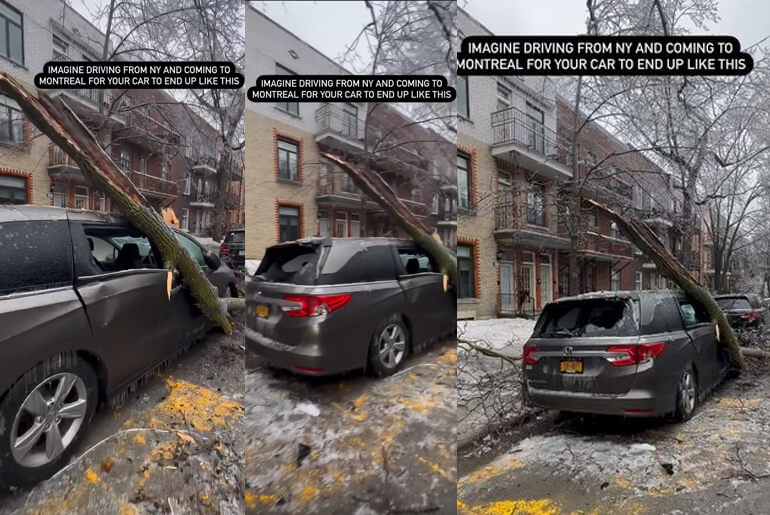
[245,259,261,276]
[458,317,536,355]
[457,318,537,444]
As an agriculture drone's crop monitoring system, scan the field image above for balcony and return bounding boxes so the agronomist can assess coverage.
[490,106,572,180]
[189,191,215,208]
[191,156,218,175]
[48,145,81,179]
[316,173,376,210]
[315,104,365,153]
[578,232,634,262]
[494,201,569,249]
[636,206,674,227]
[127,170,178,200]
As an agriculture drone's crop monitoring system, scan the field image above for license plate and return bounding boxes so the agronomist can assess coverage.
[560,360,583,374]
[256,304,269,318]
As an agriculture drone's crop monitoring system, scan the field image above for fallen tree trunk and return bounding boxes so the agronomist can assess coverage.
[586,198,745,369]
[322,153,457,285]
[0,72,233,334]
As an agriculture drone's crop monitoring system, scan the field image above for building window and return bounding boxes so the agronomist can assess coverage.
[93,190,106,211]
[342,103,358,138]
[527,183,546,226]
[74,186,89,210]
[457,244,476,299]
[350,213,360,237]
[635,271,643,291]
[0,174,26,204]
[611,270,620,291]
[525,102,545,153]
[431,192,439,215]
[318,214,329,237]
[496,82,512,110]
[117,148,130,172]
[139,156,147,174]
[458,153,470,210]
[278,205,300,242]
[184,173,191,195]
[275,64,298,116]
[335,211,347,237]
[52,190,65,207]
[0,2,23,64]
[610,221,620,239]
[180,208,189,231]
[0,95,23,144]
[340,169,356,193]
[161,162,170,181]
[457,75,469,118]
[277,138,299,181]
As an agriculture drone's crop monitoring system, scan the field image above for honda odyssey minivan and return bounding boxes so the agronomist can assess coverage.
[523,291,729,421]
[245,238,455,377]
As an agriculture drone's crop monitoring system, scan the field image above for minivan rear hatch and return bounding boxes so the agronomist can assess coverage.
[525,297,641,394]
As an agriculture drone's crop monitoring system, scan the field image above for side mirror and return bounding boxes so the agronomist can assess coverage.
[204,251,221,270]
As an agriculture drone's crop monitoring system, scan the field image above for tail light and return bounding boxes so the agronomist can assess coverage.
[220,244,230,256]
[522,344,539,365]
[606,342,665,367]
[283,294,352,317]
[742,310,759,322]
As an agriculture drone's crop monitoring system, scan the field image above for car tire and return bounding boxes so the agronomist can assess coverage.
[674,365,698,423]
[368,315,410,378]
[0,354,98,487]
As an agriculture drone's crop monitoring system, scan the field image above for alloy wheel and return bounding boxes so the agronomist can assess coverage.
[680,370,696,415]
[10,373,88,468]
[377,324,406,368]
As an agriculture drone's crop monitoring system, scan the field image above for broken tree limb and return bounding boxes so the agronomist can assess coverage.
[586,198,745,369]
[321,152,457,285]
[0,72,232,335]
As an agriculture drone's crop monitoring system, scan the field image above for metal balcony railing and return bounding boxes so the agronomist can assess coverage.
[579,232,633,258]
[491,106,572,167]
[494,201,549,231]
[315,104,364,140]
[49,145,76,167]
[127,170,178,197]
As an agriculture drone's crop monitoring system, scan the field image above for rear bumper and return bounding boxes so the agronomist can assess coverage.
[245,327,352,376]
[526,385,661,417]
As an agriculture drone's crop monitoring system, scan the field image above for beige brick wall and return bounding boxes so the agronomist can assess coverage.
[245,110,319,260]
[0,82,52,206]
[457,132,498,319]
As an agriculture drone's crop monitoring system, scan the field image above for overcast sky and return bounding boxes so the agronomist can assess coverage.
[70,0,768,60]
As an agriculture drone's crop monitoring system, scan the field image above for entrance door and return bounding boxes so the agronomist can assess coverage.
[539,260,552,308]
[520,262,535,314]
[500,260,514,312]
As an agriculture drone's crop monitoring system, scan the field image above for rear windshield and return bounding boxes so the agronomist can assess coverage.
[254,242,396,285]
[716,297,752,310]
[225,231,245,244]
[534,299,638,338]
[255,245,320,285]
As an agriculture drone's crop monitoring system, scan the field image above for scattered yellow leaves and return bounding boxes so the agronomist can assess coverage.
[84,468,99,484]
[458,498,561,515]
[462,457,524,485]
[147,378,243,432]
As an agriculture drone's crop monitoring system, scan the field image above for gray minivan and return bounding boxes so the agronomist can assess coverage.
[523,291,729,421]
[245,238,455,377]
[0,206,236,486]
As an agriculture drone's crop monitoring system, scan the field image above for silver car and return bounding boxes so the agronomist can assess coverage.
[245,238,455,377]
[523,290,729,421]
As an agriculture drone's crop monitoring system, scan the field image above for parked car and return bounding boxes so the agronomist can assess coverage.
[245,238,455,377]
[0,206,237,487]
[220,228,245,271]
[714,293,767,329]
[523,290,729,422]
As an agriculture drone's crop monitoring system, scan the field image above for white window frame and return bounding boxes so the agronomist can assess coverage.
[74,185,89,210]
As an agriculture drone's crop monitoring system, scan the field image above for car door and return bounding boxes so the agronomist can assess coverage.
[395,245,451,346]
[678,298,720,391]
[70,221,180,391]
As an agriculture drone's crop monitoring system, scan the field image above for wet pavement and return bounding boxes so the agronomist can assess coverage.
[245,340,458,514]
[0,313,245,515]
[458,360,770,514]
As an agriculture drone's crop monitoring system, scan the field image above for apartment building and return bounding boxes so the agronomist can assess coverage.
[245,5,455,260]
[457,9,568,319]
[0,0,241,237]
